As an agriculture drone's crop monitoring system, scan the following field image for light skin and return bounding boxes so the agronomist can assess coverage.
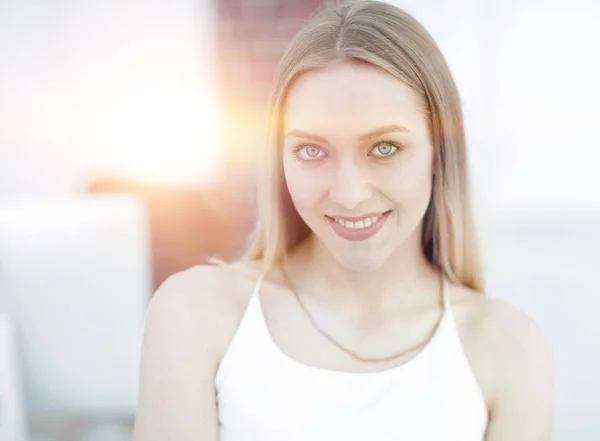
[133,61,554,441]
[282,60,438,316]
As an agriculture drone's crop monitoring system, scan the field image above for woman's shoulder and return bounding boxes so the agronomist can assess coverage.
[449,283,550,354]
[144,260,262,358]
[150,261,259,312]
[448,283,554,409]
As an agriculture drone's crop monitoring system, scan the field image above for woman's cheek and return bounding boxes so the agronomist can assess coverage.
[386,160,433,217]
[285,164,330,213]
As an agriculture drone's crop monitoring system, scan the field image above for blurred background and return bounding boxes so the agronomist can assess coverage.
[0,0,598,440]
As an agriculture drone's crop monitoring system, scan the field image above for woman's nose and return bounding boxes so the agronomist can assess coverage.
[329,159,372,211]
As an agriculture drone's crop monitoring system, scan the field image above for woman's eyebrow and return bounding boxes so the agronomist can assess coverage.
[285,124,410,143]
[358,124,410,141]
[285,130,328,143]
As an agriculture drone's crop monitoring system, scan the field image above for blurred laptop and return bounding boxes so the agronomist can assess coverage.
[0,313,27,441]
[0,194,152,440]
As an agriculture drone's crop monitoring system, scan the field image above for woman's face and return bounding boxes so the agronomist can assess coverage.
[282,61,435,271]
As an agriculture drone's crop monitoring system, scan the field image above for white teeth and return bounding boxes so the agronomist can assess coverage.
[334,213,384,230]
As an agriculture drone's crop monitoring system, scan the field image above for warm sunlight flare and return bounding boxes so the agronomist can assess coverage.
[0,6,222,190]
[68,60,222,186]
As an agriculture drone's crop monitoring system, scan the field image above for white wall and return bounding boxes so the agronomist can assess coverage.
[0,0,221,195]
[393,0,600,210]
[390,1,600,439]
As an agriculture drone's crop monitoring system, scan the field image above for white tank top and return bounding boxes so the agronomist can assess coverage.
[215,275,488,441]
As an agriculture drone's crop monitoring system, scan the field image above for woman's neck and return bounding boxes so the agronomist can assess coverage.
[284,231,441,315]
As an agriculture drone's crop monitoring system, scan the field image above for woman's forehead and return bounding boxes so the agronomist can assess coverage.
[283,63,426,139]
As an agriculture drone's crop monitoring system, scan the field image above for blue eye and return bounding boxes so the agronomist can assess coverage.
[370,141,399,158]
[296,145,326,161]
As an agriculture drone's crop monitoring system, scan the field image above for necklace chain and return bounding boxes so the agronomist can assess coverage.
[280,267,445,364]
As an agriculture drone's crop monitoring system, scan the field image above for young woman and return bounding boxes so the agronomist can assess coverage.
[133,2,555,440]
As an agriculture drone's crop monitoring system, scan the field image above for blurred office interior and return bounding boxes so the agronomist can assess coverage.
[1,0,599,440]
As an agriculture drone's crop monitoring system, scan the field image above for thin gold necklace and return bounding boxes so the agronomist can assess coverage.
[280,267,445,364]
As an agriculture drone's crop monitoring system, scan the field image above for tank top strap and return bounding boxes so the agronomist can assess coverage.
[442,273,451,311]
[215,272,268,388]
[252,273,266,300]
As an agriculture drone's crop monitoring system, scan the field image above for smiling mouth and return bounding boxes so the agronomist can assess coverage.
[326,210,391,230]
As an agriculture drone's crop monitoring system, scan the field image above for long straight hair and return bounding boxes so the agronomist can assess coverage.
[239,0,484,292]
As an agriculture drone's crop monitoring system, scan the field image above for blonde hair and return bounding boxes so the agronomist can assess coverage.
[239,0,484,293]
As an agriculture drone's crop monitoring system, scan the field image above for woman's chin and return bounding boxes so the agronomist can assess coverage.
[332,249,390,272]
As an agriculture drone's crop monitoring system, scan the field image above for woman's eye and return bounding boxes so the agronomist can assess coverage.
[297,145,325,160]
[370,142,399,158]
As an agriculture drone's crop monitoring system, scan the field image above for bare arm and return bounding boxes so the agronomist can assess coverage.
[484,307,555,441]
[133,266,230,441]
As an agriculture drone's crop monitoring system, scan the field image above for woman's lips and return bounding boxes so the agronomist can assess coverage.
[326,210,392,241]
